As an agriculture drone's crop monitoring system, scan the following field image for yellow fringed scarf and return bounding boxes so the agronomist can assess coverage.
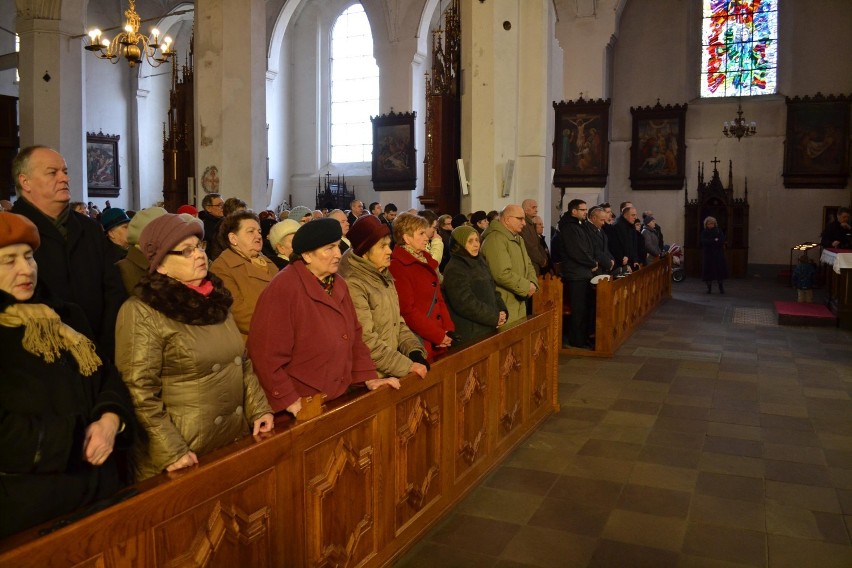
[0,303,102,376]
[231,246,269,269]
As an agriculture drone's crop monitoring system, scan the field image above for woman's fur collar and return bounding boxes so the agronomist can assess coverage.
[136,272,233,325]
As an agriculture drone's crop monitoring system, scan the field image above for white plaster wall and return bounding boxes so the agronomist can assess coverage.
[596,0,851,266]
[0,0,18,98]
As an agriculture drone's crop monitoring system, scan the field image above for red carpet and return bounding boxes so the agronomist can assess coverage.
[774,301,837,326]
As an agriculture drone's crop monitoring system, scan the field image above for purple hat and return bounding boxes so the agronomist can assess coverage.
[139,213,204,272]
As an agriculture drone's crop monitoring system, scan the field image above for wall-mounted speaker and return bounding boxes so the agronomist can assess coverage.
[456,158,469,196]
[502,159,515,197]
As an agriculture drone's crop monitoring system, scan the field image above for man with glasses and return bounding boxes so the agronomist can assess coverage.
[480,204,538,325]
[559,199,598,349]
[200,193,225,259]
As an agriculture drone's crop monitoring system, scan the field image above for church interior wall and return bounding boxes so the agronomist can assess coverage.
[0,4,17,98]
[603,0,851,266]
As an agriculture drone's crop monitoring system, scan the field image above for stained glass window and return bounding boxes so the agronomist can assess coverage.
[331,4,379,163]
[701,0,778,98]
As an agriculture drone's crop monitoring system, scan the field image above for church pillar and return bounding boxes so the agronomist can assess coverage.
[459,0,550,214]
[194,0,267,208]
[16,15,86,198]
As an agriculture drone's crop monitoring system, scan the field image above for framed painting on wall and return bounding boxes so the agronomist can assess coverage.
[629,100,687,190]
[86,131,121,198]
[783,93,850,189]
[371,110,416,191]
[552,97,610,188]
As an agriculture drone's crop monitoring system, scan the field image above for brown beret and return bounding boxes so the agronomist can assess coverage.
[0,212,40,251]
[139,213,204,273]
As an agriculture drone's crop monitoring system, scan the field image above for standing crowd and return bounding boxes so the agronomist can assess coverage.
[0,145,550,538]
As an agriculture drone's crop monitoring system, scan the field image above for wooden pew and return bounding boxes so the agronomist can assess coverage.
[544,256,672,357]
[0,279,561,568]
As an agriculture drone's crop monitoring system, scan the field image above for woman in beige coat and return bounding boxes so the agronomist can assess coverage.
[209,211,279,340]
[337,215,429,380]
[116,214,273,481]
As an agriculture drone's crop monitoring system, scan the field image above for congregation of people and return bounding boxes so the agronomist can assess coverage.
[0,145,551,538]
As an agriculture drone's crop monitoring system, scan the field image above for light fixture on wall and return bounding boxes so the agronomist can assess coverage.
[85,0,175,68]
[722,102,757,141]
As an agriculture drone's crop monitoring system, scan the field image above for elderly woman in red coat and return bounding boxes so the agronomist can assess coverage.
[247,218,400,418]
[388,213,456,358]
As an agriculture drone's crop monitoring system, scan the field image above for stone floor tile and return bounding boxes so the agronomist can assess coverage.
[588,540,680,568]
[638,444,702,469]
[765,501,849,543]
[703,436,764,458]
[601,509,688,551]
[762,443,826,465]
[764,460,833,487]
[655,416,711,434]
[577,438,643,461]
[395,541,498,568]
[610,399,661,415]
[689,493,765,532]
[765,480,842,513]
[628,463,698,493]
[824,449,852,469]
[760,427,821,447]
[767,534,852,568]
[499,525,598,568]
[427,514,521,555]
[456,486,544,525]
[527,496,612,537]
[485,467,559,496]
[560,455,635,483]
[839,489,852,515]
[706,408,762,426]
[547,474,624,508]
[758,414,813,432]
[706,422,762,441]
[646,428,707,450]
[616,484,692,518]
[695,471,764,503]
[682,523,766,567]
[588,423,651,445]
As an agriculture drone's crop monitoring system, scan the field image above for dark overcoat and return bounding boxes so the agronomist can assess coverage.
[442,250,508,343]
[11,198,127,357]
[700,227,728,281]
[0,289,134,538]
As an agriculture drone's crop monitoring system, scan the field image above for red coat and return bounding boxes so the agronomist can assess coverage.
[388,247,455,358]
[247,260,377,413]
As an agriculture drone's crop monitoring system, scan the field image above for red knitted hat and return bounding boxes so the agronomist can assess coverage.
[348,214,390,256]
[0,212,40,251]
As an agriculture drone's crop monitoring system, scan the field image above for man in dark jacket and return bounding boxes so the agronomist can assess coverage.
[559,199,598,349]
[608,205,641,272]
[11,146,127,358]
[199,193,225,259]
[586,206,615,275]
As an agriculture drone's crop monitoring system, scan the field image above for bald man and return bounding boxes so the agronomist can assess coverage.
[480,204,538,325]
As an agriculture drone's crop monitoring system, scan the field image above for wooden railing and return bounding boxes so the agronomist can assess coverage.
[0,278,561,568]
[548,256,672,357]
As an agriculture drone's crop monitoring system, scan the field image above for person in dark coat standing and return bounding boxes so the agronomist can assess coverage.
[700,216,728,294]
[199,193,225,260]
[608,206,641,272]
[0,213,135,538]
[442,225,508,342]
[585,206,615,275]
[11,146,127,358]
[559,199,598,349]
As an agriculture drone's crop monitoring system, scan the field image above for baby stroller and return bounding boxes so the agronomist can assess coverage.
[668,243,685,282]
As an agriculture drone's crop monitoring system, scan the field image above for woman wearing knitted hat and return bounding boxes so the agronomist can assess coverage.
[338,215,430,381]
[115,206,167,295]
[442,225,508,342]
[265,218,301,270]
[210,211,279,340]
[0,213,136,537]
[248,218,400,419]
[115,214,273,481]
[388,212,457,358]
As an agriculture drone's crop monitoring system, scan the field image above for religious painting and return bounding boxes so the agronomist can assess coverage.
[783,93,851,188]
[552,98,610,188]
[86,131,120,198]
[371,110,416,191]
[629,101,687,190]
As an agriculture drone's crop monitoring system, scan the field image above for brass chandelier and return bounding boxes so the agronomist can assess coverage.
[85,0,175,68]
[722,103,757,141]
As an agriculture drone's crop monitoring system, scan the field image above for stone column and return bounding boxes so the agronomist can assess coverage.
[459,0,550,214]
[16,14,86,198]
[194,0,267,208]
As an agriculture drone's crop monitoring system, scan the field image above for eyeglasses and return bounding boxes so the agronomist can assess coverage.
[165,241,207,258]
[510,216,525,221]
[209,202,224,208]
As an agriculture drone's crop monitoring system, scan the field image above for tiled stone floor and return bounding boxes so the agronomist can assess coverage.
[396,275,852,567]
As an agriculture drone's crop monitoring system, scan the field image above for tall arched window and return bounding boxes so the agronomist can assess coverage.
[331,4,379,163]
[701,0,778,98]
